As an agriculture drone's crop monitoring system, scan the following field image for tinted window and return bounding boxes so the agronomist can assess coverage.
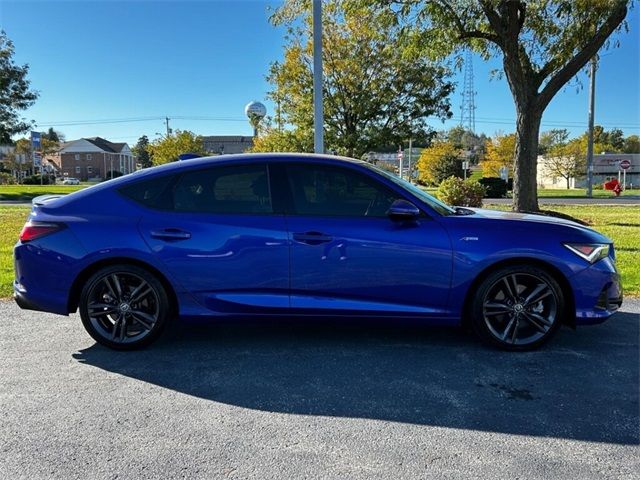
[119,174,175,209]
[286,164,396,217]
[173,164,272,214]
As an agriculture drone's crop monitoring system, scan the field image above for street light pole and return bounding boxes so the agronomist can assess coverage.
[312,0,324,154]
[586,57,596,198]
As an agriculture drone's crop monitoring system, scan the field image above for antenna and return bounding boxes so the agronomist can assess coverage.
[460,50,476,133]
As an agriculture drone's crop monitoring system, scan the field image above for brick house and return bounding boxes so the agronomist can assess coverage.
[45,137,135,181]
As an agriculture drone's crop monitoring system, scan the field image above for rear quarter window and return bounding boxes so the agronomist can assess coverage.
[119,174,175,209]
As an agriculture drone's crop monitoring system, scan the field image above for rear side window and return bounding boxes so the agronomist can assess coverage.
[172,164,272,214]
[119,174,175,209]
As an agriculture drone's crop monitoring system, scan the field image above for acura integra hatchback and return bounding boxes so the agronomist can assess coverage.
[14,154,622,350]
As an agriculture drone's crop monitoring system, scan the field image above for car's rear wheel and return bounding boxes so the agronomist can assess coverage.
[79,265,170,350]
[470,265,565,351]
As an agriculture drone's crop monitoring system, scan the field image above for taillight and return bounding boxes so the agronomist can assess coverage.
[19,222,63,242]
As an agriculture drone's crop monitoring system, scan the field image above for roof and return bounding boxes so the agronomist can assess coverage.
[84,137,128,153]
[201,136,254,142]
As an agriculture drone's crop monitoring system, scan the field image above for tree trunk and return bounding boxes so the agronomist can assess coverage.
[513,105,542,212]
[566,177,570,189]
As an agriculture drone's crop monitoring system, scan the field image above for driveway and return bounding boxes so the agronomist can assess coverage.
[1,300,638,479]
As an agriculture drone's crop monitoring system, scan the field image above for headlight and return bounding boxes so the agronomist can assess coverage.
[563,243,610,263]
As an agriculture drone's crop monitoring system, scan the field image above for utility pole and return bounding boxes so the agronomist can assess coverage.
[312,0,324,154]
[407,138,413,183]
[586,57,596,198]
[165,117,171,137]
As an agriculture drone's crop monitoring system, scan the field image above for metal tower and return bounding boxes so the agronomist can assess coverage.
[460,50,476,133]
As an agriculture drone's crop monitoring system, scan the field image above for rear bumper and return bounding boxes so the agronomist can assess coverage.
[13,279,69,316]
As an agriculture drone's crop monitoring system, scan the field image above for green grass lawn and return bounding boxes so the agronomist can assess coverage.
[484,205,639,297]
[0,206,29,297]
[419,185,633,199]
[0,204,637,299]
[0,184,86,201]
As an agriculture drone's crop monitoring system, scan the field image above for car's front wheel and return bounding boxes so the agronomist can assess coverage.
[79,264,171,350]
[470,265,565,351]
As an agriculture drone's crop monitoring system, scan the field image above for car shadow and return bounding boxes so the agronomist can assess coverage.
[73,311,639,445]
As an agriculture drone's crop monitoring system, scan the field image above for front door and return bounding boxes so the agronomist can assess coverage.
[282,162,452,316]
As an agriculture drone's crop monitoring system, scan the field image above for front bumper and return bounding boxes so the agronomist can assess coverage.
[571,257,623,325]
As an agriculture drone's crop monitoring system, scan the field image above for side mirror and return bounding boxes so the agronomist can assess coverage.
[387,199,420,221]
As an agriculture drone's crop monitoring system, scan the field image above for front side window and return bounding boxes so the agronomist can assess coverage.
[172,164,272,214]
[286,164,396,217]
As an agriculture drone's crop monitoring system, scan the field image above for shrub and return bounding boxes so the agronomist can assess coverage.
[436,176,485,207]
[478,177,508,198]
[0,172,16,185]
[22,174,52,185]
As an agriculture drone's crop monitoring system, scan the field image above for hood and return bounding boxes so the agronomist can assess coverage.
[465,208,584,227]
[458,207,611,244]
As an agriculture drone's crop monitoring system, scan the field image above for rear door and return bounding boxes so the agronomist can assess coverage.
[136,163,290,313]
[280,162,453,316]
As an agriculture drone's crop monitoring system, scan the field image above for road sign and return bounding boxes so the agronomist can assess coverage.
[32,152,41,167]
[619,159,631,170]
[30,131,41,150]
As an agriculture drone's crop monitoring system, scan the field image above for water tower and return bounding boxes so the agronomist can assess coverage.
[245,101,267,137]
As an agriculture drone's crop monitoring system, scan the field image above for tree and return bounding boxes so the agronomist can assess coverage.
[132,135,152,168]
[541,138,586,189]
[379,0,629,211]
[0,31,39,144]
[250,121,312,153]
[268,1,453,157]
[417,140,464,185]
[148,131,207,166]
[624,135,640,154]
[538,129,569,155]
[482,133,516,178]
[42,127,64,143]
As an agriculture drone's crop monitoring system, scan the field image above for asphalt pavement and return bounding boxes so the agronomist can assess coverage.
[484,196,640,205]
[1,300,638,479]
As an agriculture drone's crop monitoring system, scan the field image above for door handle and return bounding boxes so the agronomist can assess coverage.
[150,228,192,240]
[292,231,333,245]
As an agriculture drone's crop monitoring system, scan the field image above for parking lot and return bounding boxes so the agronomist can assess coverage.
[1,300,638,479]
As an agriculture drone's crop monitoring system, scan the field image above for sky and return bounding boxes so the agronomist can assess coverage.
[1,0,639,147]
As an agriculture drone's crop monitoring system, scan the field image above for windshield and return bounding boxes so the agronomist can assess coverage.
[363,163,456,216]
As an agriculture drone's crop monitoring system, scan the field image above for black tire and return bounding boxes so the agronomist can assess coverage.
[79,264,171,350]
[470,264,565,351]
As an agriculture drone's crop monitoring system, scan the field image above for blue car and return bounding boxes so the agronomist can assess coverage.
[14,154,622,350]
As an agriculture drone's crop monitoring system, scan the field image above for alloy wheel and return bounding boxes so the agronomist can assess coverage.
[86,271,160,345]
[482,272,558,346]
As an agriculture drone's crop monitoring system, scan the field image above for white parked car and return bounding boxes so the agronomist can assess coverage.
[62,177,80,185]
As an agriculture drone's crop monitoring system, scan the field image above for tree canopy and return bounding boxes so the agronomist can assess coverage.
[132,135,152,168]
[0,30,39,144]
[265,0,453,157]
[417,139,465,185]
[148,131,207,166]
[482,133,516,178]
[372,0,629,211]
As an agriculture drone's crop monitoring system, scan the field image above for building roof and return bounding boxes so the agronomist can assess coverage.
[84,137,128,153]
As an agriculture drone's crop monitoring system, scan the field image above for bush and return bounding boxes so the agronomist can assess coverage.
[436,176,485,207]
[0,172,16,185]
[105,171,123,179]
[22,175,52,185]
[478,177,508,198]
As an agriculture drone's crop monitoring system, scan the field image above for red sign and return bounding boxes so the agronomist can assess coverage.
[619,159,631,170]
